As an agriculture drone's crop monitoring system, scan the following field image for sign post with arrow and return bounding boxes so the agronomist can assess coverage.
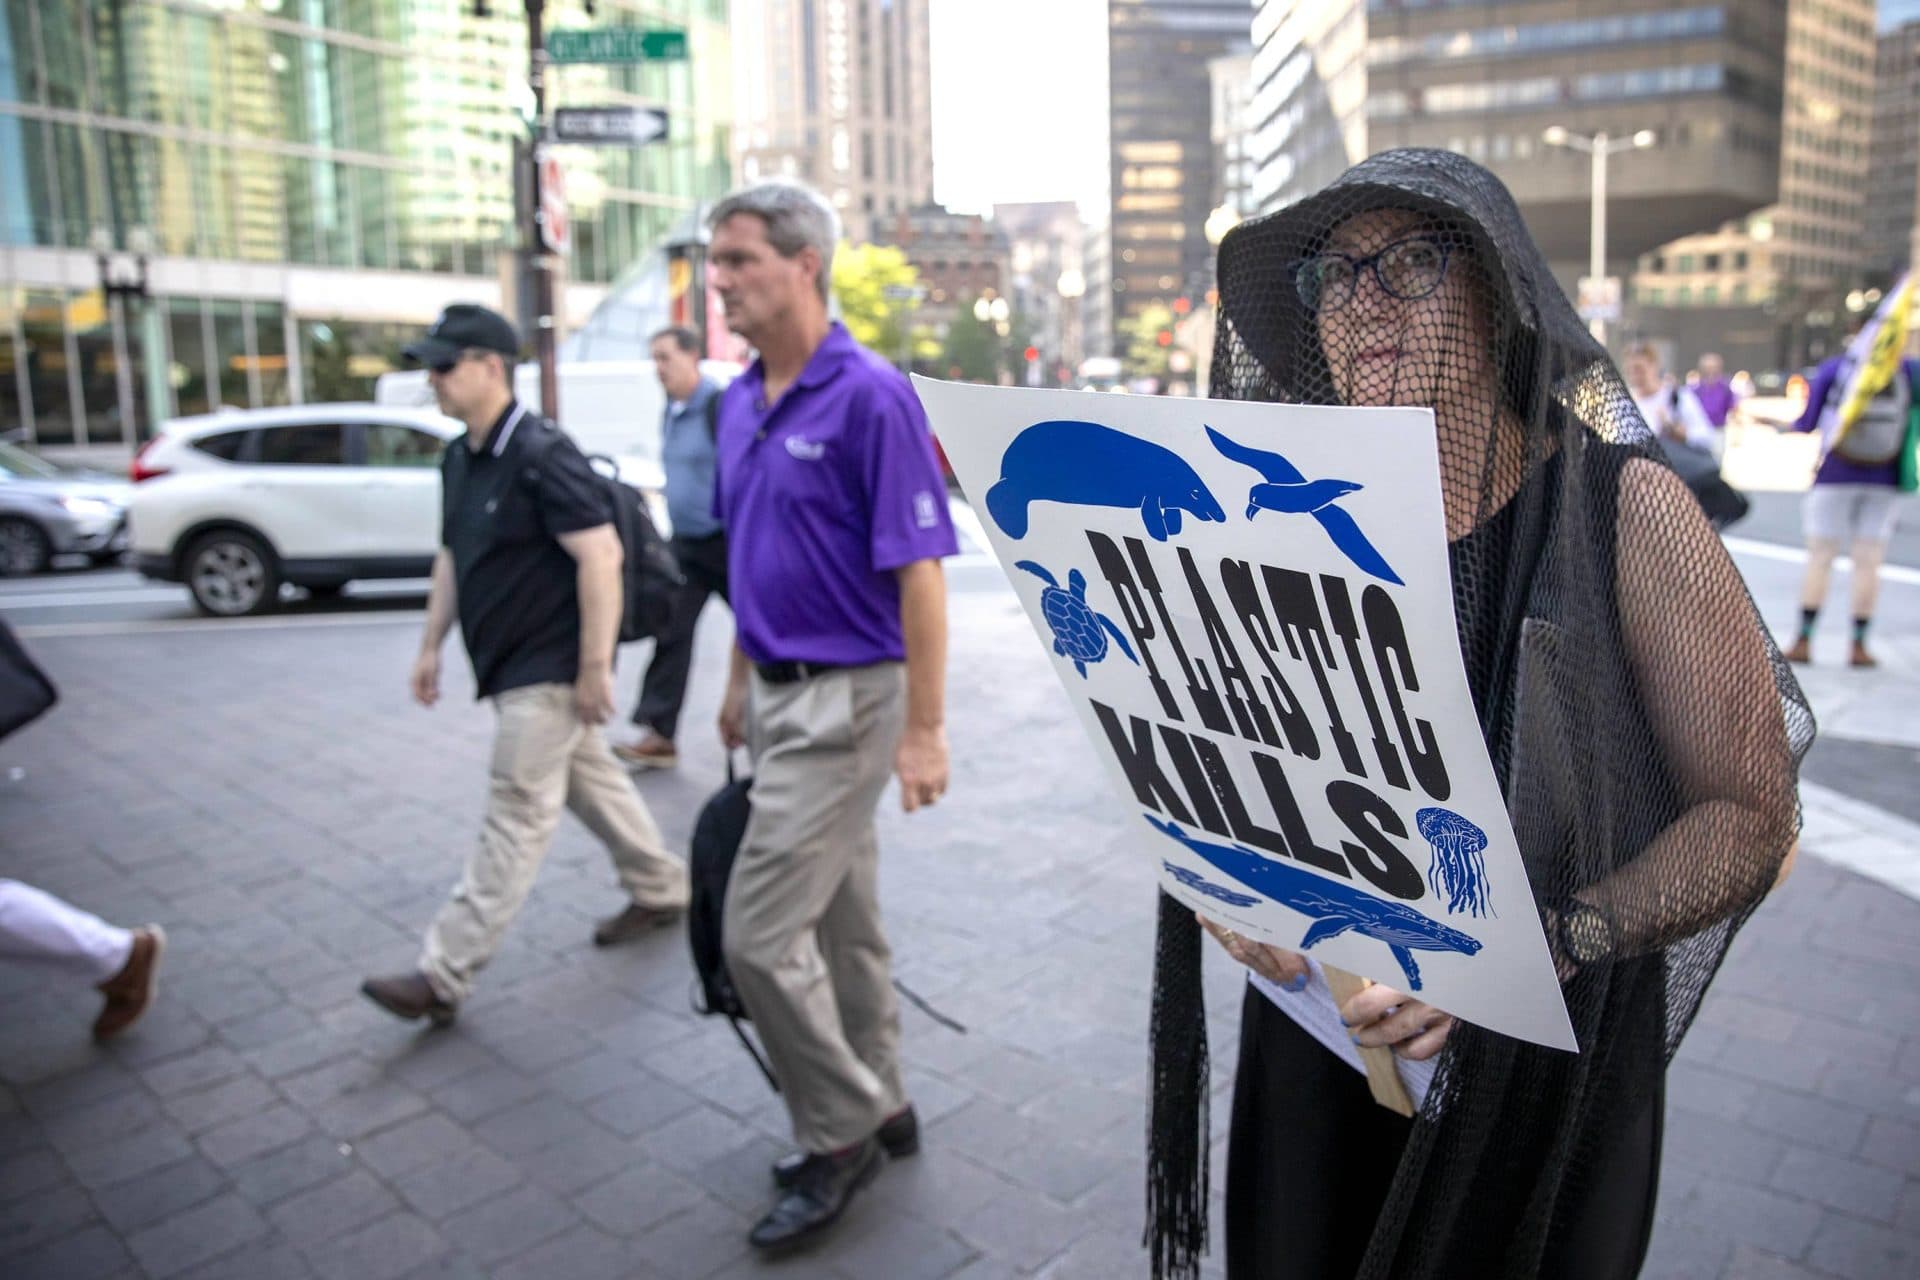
[552,106,669,146]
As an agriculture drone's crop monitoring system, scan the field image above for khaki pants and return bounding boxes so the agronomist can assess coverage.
[724,663,907,1153]
[422,681,689,1003]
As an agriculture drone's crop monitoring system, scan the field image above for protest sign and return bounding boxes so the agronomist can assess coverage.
[915,378,1576,1052]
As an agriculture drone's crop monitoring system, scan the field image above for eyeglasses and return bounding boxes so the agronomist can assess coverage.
[1293,236,1452,314]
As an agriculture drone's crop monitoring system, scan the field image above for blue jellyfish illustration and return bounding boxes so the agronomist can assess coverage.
[1416,807,1493,918]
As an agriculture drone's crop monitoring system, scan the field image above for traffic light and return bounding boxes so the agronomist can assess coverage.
[1023,345,1039,363]
[1171,295,1192,315]
[1156,330,1173,347]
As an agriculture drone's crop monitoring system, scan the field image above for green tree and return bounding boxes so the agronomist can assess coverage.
[1119,302,1176,383]
[939,298,1002,383]
[831,243,923,364]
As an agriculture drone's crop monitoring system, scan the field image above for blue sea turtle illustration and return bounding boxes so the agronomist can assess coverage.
[1015,560,1140,678]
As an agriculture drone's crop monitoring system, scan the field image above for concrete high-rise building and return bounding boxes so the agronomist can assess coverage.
[733,0,933,241]
[1208,52,1258,226]
[1633,0,1877,371]
[1107,0,1253,348]
[1866,19,1920,287]
[1248,1,1788,286]
[1,0,735,448]
[995,201,1087,384]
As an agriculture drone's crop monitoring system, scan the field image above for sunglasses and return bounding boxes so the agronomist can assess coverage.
[428,350,487,376]
[1293,236,1452,314]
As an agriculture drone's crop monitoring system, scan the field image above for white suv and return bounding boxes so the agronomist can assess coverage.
[129,404,463,615]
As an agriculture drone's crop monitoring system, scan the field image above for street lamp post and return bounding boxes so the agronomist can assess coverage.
[1541,126,1656,348]
[90,225,165,442]
[972,294,1011,383]
[882,282,925,373]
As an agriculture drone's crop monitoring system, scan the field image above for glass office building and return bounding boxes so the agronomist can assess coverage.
[0,0,733,447]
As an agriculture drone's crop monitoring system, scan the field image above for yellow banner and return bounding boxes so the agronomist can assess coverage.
[1837,274,1913,435]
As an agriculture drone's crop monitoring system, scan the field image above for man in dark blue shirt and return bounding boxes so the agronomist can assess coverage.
[613,326,727,770]
[361,305,689,1025]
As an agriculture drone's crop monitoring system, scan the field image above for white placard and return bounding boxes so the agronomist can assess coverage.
[916,378,1576,1052]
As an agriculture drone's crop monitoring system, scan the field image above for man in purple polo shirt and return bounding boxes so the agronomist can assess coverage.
[1691,352,1740,429]
[705,181,956,1252]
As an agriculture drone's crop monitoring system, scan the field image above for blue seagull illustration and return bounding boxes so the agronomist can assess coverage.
[1147,814,1480,991]
[1205,426,1404,585]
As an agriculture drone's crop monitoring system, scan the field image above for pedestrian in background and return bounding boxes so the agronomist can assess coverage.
[1781,282,1920,669]
[0,880,164,1040]
[1690,352,1741,432]
[361,304,689,1026]
[613,326,728,771]
[1626,343,1748,528]
[706,182,957,1252]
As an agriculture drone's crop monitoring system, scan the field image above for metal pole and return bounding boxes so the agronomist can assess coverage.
[526,0,560,418]
[1589,133,1608,348]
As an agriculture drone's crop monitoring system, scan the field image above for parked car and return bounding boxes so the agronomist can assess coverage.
[128,404,462,616]
[0,439,131,575]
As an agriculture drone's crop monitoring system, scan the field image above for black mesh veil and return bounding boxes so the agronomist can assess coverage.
[1146,149,1814,1277]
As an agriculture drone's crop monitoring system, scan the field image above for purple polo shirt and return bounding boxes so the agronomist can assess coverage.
[1694,378,1736,427]
[713,322,958,666]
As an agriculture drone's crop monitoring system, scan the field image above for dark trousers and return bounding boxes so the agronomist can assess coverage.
[631,532,728,741]
[1225,985,1662,1280]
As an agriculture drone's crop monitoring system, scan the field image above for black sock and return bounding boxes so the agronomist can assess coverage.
[1799,608,1819,641]
[1853,617,1871,645]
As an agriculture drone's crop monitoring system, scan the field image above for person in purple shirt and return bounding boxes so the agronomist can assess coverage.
[1690,352,1739,429]
[1781,348,1920,667]
[704,181,957,1252]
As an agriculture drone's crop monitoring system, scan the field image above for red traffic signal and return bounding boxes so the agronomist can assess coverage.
[1023,345,1039,363]
[1171,295,1192,315]
[1156,330,1173,347]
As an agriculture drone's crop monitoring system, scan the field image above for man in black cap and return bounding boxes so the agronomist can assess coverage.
[361,304,689,1025]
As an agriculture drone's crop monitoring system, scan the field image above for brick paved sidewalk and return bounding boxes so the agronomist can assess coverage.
[1,589,1915,1279]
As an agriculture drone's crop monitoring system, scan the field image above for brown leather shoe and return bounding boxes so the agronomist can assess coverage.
[1782,636,1812,664]
[360,972,457,1026]
[1850,642,1878,669]
[612,732,679,770]
[94,925,165,1041]
[592,901,685,947]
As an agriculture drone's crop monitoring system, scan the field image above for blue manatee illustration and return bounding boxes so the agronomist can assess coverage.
[1015,560,1139,677]
[1205,426,1403,585]
[985,420,1227,542]
[1145,814,1481,991]
[1162,862,1261,908]
[1417,807,1494,918]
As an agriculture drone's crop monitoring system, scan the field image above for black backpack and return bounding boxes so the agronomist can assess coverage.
[687,756,779,1089]
[519,421,683,644]
[585,454,683,644]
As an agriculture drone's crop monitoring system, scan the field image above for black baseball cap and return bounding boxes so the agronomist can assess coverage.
[404,304,521,368]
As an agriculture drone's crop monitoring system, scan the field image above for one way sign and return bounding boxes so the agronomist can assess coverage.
[552,106,669,146]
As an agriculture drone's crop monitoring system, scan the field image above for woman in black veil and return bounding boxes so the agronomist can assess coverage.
[1145,149,1812,1280]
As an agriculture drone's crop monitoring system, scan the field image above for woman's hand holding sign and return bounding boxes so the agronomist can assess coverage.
[1340,981,1455,1063]
[1199,915,1309,991]
[1200,913,1455,1061]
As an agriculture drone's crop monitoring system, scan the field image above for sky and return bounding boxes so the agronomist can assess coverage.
[928,0,1109,217]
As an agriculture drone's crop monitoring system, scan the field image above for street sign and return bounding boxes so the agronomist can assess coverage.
[1576,275,1622,323]
[552,106,668,146]
[537,147,569,256]
[546,28,688,64]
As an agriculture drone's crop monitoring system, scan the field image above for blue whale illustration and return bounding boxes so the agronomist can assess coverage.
[985,420,1227,542]
[1205,426,1403,585]
[1147,814,1481,991]
[1162,862,1261,908]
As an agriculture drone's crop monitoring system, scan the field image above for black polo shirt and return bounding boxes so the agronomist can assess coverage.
[441,401,612,699]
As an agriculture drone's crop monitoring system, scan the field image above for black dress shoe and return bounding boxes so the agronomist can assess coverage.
[748,1137,885,1252]
[772,1104,918,1188]
[360,972,457,1026]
